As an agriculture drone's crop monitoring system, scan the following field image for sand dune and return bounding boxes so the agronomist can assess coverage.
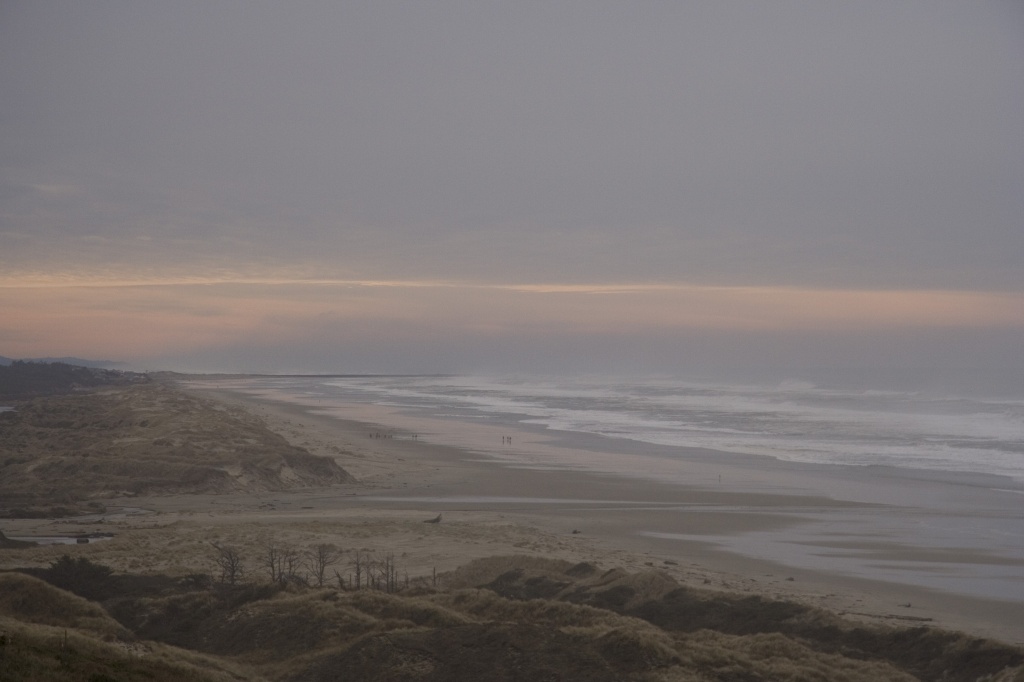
[1,379,1022,681]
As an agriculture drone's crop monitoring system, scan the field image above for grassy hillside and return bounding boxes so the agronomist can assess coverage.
[2,556,1021,682]
[0,382,354,514]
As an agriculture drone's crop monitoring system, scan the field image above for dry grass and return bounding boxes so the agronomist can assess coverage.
[441,554,578,588]
[0,572,127,639]
[667,630,919,681]
[3,550,1023,681]
[0,616,256,682]
[0,383,353,512]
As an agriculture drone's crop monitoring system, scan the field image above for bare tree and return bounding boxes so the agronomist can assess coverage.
[306,543,343,587]
[262,544,306,585]
[282,547,306,585]
[375,552,399,593]
[342,550,402,592]
[213,545,244,585]
[263,545,282,584]
[351,550,366,590]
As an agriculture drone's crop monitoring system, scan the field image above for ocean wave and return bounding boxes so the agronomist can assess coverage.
[246,374,1024,483]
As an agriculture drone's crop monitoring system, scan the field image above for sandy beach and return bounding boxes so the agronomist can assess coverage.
[3,377,1022,651]
[4,376,1024,680]
[141,381,1024,642]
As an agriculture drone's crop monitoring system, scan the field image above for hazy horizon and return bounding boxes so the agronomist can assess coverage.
[2,2,1022,385]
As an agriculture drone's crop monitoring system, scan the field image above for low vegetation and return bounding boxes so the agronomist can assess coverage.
[0,382,354,514]
[2,369,1020,680]
[1,554,1021,681]
[0,360,142,400]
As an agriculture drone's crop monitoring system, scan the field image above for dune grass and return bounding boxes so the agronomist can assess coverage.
[3,551,1023,681]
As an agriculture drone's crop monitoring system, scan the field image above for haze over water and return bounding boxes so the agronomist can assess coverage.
[223,373,1024,487]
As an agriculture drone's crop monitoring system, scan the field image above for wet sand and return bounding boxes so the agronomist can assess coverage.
[186,382,1024,644]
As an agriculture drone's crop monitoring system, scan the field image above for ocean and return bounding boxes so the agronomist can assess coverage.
[223,373,1024,488]
[199,373,1024,605]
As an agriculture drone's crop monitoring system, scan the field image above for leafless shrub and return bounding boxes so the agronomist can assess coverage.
[373,552,400,593]
[350,550,367,590]
[282,547,306,586]
[212,545,244,585]
[263,545,303,585]
[305,543,343,587]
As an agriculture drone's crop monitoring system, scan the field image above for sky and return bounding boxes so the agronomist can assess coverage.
[2,1,1023,385]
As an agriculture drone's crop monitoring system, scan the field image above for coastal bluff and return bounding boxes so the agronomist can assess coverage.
[0,380,355,513]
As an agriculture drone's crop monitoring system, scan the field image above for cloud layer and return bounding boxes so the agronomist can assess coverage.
[1,1,1022,378]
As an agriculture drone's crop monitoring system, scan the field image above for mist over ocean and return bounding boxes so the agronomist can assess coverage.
[231,372,1024,488]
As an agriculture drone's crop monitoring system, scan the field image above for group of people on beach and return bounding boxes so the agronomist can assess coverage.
[369,432,419,440]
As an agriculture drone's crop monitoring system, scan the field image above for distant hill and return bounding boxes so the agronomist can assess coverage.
[0,381,355,508]
[0,360,143,399]
[0,355,125,368]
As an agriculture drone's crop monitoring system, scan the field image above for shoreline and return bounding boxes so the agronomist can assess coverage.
[184,380,1024,644]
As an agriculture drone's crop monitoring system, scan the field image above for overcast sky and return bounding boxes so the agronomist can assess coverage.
[2,1,1022,383]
